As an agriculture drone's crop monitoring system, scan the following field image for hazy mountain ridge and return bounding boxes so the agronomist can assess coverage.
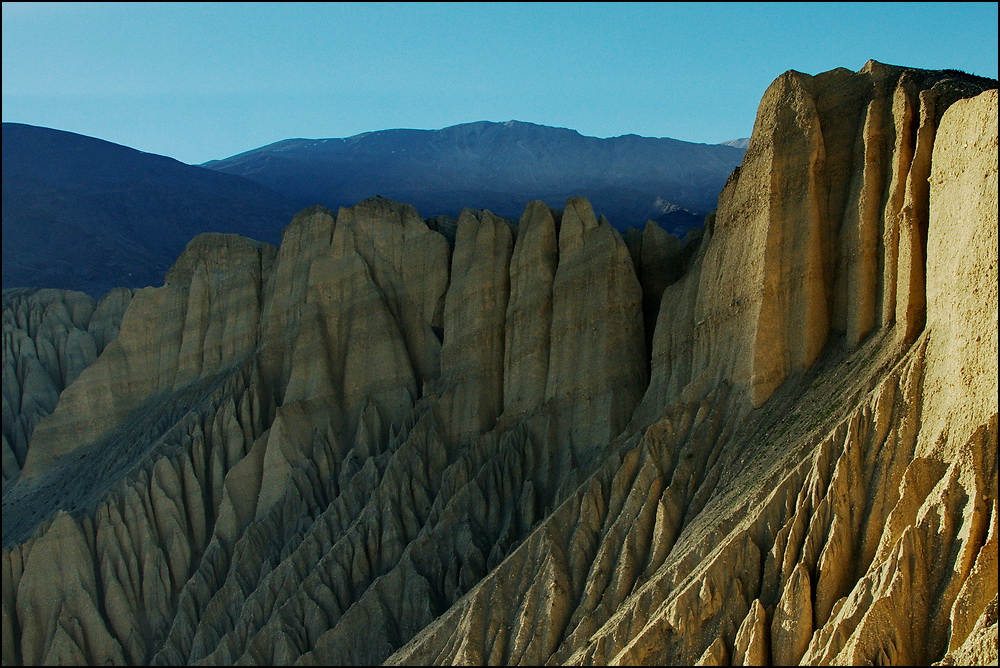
[3,120,741,297]
[1,62,997,667]
[202,119,746,232]
[2,123,300,297]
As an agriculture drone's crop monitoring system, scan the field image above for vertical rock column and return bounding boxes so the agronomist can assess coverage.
[276,198,450,447]
[544,197,647,460]
[438,209,514,442]
[503,197,646,460]
[750,70,831,407]
[920,88,999,453]
[503,201,560,415]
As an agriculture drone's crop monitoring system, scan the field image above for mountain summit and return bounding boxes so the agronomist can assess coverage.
[202,120,746,233]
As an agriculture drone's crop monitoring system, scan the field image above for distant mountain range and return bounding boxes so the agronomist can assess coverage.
[2,123,299,297]
[719,137,750,149]
[203,120,746,233]
[2,121,745,297]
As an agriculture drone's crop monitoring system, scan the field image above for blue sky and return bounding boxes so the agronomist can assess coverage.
[3,2,997,164]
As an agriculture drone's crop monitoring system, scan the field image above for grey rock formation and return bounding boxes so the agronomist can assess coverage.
[2,288,133,481]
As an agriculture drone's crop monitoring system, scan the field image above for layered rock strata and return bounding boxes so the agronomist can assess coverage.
[1,62,996,666]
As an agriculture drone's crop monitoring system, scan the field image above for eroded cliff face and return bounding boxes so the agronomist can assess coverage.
[2,288,134,482]
[1,62,996,666]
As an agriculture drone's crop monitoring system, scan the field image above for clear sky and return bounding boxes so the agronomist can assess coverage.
[3,2,997,165]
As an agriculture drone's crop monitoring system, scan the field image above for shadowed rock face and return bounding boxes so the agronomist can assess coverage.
[2,288,134,481]
[2,62,997,667]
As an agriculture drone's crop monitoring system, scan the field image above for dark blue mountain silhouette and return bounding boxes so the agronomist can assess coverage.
[203,120,745,234]
[2,123,299,297]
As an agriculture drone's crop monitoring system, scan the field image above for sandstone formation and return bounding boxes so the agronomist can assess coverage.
[2,61,997,666]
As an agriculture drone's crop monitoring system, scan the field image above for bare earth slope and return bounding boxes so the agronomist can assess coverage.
[1,62,996,666]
